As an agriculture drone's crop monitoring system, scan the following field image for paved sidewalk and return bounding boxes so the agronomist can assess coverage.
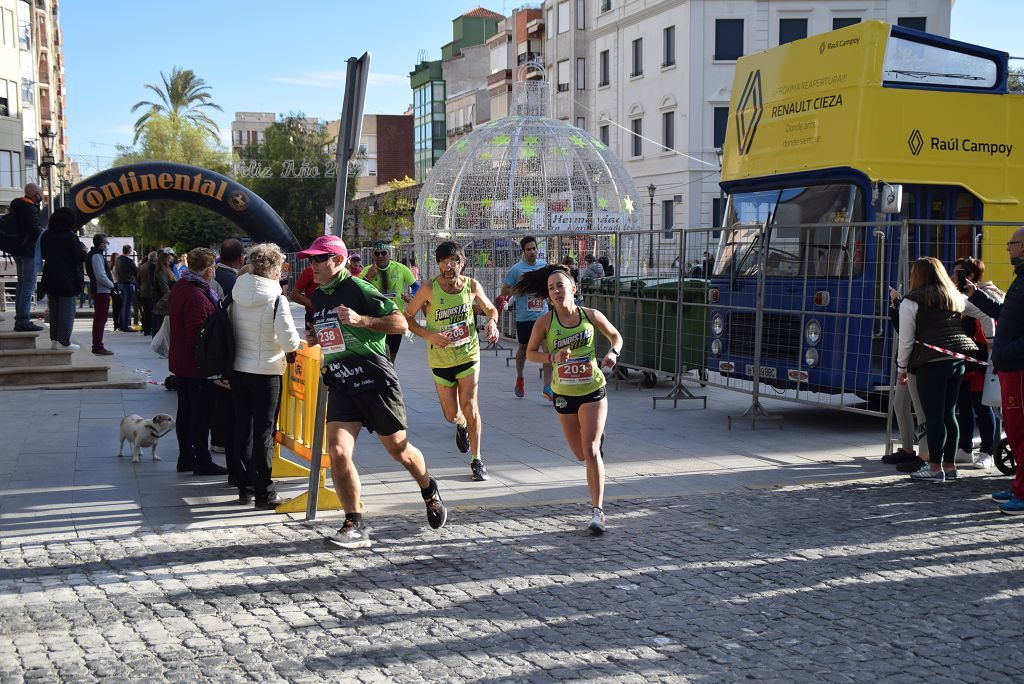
[2,314,1022,681]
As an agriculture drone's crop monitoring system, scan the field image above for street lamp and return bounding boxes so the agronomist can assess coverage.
[40,126,57,217]
[715,147,725,231]
[647,182,656,270]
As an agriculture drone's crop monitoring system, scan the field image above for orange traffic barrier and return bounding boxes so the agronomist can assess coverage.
[271,341,342,513]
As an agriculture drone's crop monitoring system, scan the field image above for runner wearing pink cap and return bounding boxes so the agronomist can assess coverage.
[298,235,447,549]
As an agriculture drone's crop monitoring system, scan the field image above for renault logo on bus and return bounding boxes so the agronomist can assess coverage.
[735,69,763,155]
[908,129,924,156]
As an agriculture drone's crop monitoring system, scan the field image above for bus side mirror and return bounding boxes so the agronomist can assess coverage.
[874,183,903,214]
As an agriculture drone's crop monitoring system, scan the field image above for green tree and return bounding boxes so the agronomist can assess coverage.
[1010,66,1024,93]
[360,177,418,244]
[236,115,359,247]
[131,67,223,144]
[100,69,234,250]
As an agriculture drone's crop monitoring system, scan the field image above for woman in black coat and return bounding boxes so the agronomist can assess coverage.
[40,208,87,350]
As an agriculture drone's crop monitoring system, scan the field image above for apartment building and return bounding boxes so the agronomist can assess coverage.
[326,114,414,198]
[410,7,502,180]
[544,0,952,244]
[0,0,68,209]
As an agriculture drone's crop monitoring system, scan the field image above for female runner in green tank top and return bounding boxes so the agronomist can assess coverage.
[406,241,500,481]
[513,265,623,535]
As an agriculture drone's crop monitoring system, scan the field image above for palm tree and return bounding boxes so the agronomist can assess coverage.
[130,67,223,143]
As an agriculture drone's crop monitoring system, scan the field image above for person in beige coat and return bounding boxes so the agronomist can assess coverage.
[230,243,301,509]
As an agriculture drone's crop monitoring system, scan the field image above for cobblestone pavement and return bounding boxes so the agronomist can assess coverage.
[3,474,1023,683]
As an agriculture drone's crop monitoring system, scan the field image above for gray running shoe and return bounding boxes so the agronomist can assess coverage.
[324,519,372,549]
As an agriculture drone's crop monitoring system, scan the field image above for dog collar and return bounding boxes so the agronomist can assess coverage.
[149,425,174,439]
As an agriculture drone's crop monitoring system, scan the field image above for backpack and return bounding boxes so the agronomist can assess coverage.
[194,295,282,377]
[194,296,235,377]
[0,208,27,257]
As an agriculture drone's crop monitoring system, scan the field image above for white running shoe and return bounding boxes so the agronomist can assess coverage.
[50,340,80,350]
[973,452,994,470]
[954,448,975,465]
[588,507,606,535]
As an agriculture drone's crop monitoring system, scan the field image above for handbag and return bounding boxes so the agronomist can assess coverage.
[982,352,1001,407]
[152,291,170,316]
[150,317,170,358]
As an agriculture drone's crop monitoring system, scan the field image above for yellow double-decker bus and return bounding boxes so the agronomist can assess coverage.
[710,20,1020,399]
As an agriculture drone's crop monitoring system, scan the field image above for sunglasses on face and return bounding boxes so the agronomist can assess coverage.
[373,251,389,257]
[306,254,333,264]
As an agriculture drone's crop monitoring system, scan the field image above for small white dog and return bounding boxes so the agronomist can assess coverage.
[117,414,176,463]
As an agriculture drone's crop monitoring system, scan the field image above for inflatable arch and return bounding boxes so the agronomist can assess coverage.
[68,161,302,251]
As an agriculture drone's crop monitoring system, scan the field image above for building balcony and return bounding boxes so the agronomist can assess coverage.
[487,69,512,87]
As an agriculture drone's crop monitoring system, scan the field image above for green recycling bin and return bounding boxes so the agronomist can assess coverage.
[642,278,708,375]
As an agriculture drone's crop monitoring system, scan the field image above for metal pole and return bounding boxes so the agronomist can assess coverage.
[331,53,371,236]
[304,374,330,521]
[647,184,656,270]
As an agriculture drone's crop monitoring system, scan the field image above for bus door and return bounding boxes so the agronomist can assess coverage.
[902,186,982,265]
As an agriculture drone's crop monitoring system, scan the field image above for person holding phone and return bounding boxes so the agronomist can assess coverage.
[897,258,989,482]
[951,258,1002,470]
[884,284,930,470]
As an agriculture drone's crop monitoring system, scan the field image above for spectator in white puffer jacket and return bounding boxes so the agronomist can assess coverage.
[230,242,301,510]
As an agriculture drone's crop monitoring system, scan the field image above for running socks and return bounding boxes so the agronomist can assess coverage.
[346,512,363,527]
[420,478,438,500]
[471,454,482,462]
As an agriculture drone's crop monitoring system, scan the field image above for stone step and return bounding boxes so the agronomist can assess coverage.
[0,348,72,368]
[0,330,40,351]
[0,364,108,387]
[2,378,146,391]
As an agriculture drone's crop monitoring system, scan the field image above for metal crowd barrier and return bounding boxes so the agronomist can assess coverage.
[411,220,1016,432]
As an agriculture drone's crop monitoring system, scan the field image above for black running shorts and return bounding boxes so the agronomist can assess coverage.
[326,383,407,436]
[516,320,536,345]
[552,387,607,415]
[386,333,403,358]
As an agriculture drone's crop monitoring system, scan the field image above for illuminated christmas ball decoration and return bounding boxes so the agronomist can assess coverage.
[414,76,641,242]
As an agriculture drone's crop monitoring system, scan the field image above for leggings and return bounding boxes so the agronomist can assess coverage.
[915,359,965,465]
[956,381,997,454]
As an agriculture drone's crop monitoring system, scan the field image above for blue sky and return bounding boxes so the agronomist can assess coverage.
[62,1,1023,176]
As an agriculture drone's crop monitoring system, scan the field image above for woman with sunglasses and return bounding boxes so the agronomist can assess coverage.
[513,265,623,535]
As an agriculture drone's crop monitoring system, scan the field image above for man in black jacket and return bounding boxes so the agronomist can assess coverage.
[113,245,138,332]
[967,228,1024,514]
[10,183,44,331]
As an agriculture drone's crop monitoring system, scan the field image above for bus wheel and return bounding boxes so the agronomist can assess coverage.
[642,371,658,388]
[995,438,1015,477]
[698,367,709,387]
[613,366,630,381]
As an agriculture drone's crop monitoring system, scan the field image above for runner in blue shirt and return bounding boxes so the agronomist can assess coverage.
[501,235,553,401]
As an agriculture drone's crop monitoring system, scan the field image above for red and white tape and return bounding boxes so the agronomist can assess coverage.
[918,342,990,366]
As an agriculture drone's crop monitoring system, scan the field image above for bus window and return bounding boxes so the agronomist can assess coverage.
[714,184,864,278]
[883,33,999,90]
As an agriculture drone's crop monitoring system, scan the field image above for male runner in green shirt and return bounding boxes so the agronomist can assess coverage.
[299,235,446,549]
[362,241,418,363]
